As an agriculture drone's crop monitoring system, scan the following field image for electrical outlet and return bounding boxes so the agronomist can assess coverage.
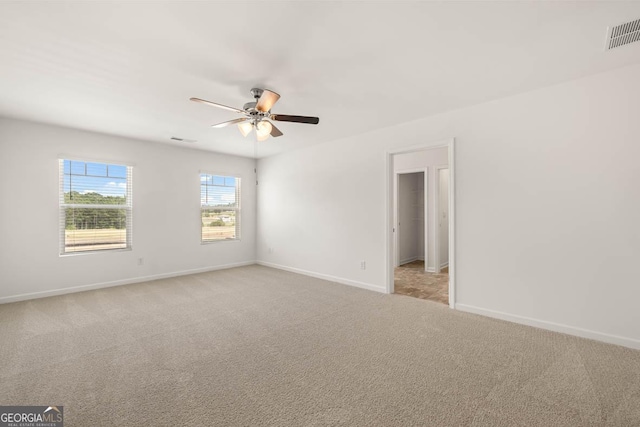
[268,247,273,254]
[137,258,144,266]
[360,261,366,270]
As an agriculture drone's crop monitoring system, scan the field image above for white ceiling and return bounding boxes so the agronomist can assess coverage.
[1,2,640,158]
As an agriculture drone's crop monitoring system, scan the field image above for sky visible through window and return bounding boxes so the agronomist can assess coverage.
[63,160,127,199]
[63,163,236,207]
[200,174,237,207]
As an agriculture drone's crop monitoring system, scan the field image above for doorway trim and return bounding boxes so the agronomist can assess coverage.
[385,138,456,309]
[394,168,428,270]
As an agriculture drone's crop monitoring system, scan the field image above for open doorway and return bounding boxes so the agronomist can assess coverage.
[387,141,455,307]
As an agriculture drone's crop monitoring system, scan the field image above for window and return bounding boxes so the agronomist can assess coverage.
[59,159,132,254]
[201,174,240,242]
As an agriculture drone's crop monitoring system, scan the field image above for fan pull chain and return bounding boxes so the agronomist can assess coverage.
[254,139,258,185]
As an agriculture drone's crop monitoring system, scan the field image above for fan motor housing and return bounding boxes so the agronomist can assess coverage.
[243,101,257,112]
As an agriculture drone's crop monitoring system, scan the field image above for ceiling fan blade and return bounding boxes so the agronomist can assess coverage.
[271,114,319,125]
[211,118,249,128]
[190,97,244,114]
[268,121,283,137]
[256,89,280,112]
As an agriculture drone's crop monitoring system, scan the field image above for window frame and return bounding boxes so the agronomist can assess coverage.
[59,158,133,256]
[200,172,241,244]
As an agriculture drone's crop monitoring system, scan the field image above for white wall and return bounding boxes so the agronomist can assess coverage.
[394,147,448,270]
[0,118,256,301]
[398,172,423,265]
[257,63,640,348]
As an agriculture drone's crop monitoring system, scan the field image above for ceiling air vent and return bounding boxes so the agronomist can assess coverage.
[170,137,197,143]
[606,18,640,50]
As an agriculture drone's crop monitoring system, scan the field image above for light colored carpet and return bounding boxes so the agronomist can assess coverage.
[1,265,639,426]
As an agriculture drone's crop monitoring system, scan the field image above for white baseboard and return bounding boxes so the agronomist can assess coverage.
[456,303,640,350]
[440,262,449,269]
[256,261,386,294]
[426,267,436,273]
[399,256,421,265]
[0,261,256,304]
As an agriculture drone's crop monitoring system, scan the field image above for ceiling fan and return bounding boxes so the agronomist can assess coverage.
[190,88,319,141]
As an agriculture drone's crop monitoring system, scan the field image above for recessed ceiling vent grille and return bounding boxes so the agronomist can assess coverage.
[171,137,197,143]
[606,18,640,50]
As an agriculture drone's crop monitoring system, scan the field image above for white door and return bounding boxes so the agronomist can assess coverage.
[438,168,449,269]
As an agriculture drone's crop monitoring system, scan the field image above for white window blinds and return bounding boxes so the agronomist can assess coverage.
[200,174,240,242]
[59,159,132,254]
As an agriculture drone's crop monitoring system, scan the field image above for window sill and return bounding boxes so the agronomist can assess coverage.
[59,247,132,257]
[201,238,241,245]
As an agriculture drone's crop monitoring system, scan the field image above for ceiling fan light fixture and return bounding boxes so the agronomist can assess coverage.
[238,121,253,137]
[255,121,272,140]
